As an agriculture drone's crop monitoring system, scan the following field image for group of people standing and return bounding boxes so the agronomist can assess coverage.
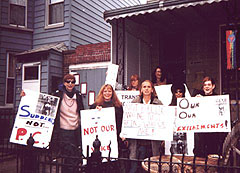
[22,66,226,172]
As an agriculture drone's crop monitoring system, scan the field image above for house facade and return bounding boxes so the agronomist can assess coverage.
[104,0,240,120]
[0,0,140,110]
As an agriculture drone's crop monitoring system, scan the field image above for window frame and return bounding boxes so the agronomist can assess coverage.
[5,52,16,106]
[9,0,27,28]
[45,0,64,29]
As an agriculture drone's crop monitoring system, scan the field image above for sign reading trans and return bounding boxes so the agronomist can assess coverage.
[10,89,59,148]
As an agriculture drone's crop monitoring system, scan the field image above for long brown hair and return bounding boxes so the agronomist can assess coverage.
[140,80,157,98]
[94,84,122,107]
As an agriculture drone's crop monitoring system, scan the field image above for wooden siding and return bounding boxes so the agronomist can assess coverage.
[0,28,33,106]
[33,0,70,48]
[70,0,139,49]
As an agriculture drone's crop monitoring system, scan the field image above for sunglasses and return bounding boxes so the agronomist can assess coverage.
[65,80,76,84]
[175,89,183,93]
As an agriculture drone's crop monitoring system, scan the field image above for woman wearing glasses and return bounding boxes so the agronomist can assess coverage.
[169,82,185,106]
[54,74,84,172]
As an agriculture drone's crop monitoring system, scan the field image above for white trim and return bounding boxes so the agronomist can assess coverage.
[45,0,64,28]
[22,62,41,92]
[69,62,112,71]
[9,0,27,28]
[5,52,15,106]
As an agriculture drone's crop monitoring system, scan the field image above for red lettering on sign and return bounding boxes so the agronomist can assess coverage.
[16,128,27,140]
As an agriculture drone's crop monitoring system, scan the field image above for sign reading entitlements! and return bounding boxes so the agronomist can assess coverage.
[10,89,59,148]
[175,95,231,133]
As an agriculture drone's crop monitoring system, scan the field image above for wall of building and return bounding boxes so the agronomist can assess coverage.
[63,42,111,74]
[186,26,220,94]
[33,0,140,49]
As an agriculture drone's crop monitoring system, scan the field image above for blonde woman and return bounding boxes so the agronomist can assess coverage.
[129,80,163,173]
[90,84,124,150]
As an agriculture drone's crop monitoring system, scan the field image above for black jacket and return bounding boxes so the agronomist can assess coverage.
[54,87,84,130]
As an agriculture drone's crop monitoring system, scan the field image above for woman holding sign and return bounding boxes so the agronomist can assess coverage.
[129,80,163,173]
[90,84,124,151]
[193,76,226,157]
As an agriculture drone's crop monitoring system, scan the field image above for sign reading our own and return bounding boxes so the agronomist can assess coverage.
[175,95,231,133]
[121,103,175,141]
[10,89,59,148]
[81,107,118,161]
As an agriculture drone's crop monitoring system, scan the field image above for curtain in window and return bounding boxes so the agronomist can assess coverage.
[49,2,64,24]
[10,4,25,26]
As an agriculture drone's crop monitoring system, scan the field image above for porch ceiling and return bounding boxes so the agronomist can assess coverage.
[104,0,239,32]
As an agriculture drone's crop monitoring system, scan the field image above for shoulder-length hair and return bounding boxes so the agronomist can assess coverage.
[140,80,157,98]
[151,66,166,84]
[128,74,140,90]
[94,84,122,107]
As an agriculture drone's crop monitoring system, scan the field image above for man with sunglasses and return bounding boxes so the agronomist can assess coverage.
[53,74,84,173]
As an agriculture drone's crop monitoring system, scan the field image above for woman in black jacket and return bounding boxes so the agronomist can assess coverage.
[90,84,123,149]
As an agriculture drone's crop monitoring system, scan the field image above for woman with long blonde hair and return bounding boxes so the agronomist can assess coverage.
[90,84,123,151]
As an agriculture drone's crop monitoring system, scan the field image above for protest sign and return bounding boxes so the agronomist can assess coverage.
[105,64,119,89]
[175,95,231,133]
[116,90,140,106]
[81,107,118,161]
[10,89,59,148]
[155,84,191,106]
[121,103,175,141]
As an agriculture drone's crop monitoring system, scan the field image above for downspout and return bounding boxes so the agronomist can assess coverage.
[122,18,125,86]
[68,0,72,49]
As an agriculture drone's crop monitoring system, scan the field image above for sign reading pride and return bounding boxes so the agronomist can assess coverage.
[10,89,59,148]
[121,103,175,141]
[81,107,118,160]
[175,95,231,133]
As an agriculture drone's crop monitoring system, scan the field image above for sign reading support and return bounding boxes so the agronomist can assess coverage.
[10,89,59,148]
[121,103,175,141]
[175,95,231,133]
[81,107,118,160]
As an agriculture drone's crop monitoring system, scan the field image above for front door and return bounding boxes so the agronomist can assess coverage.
[71,68,107,109]
[22,62,41,92]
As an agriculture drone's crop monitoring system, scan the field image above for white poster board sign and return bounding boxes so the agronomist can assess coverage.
[165,106,194,156]
[121,103,175,141]
[81,107,118,161]
[105,64,119,89]
[116,91,140,106]
[175,95,231,133]
[155,84,191,106]
[10,89,59,148]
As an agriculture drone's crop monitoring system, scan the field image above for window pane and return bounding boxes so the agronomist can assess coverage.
[10,4,25,26]
[49,2,63,24]
[6,78,14,104]
[24,66,39,80]
[8,53,16,78]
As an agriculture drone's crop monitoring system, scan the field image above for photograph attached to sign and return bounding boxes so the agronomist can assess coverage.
[9,89,59,148]
[35,93,58,117]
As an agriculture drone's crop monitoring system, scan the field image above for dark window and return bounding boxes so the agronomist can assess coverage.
[6,53,16,104]
[48,0,64,25]
[9,4,26,26]
[24,66,39,80]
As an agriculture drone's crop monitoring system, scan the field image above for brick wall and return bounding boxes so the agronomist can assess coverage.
[63,42,111,74]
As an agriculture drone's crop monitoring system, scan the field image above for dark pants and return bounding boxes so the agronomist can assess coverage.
[59,127,81,173]
[129,145,147,173]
